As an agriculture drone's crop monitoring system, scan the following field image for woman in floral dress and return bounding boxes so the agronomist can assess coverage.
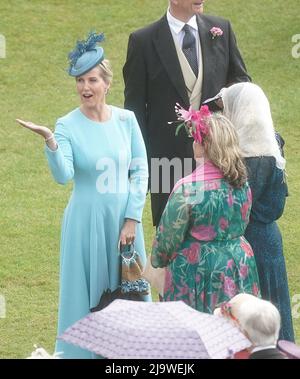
[151,109,260,313]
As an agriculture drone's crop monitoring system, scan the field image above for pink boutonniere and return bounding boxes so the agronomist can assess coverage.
[210,27,223,39]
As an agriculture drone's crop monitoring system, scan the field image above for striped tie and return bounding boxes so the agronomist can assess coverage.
[182,24,198,77]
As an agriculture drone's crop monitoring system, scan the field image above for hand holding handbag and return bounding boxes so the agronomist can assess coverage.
[90,244,149,312]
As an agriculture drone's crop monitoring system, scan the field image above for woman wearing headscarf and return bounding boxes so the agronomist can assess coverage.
[16,32,149,358]
[222,82,294,341]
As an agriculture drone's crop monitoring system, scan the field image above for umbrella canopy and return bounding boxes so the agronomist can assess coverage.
[59,300,251,359]
[277,340,300,359]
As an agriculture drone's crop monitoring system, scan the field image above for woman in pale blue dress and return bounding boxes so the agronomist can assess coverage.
[16,32,149,358]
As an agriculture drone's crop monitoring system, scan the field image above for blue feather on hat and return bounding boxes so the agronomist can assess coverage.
[68,31,105,76]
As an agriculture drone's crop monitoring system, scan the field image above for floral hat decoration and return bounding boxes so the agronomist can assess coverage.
[174,104,212,144]
[220,301,239,323]
[68,31,105,77]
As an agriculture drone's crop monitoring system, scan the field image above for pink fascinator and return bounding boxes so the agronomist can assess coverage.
[174,104,211,144]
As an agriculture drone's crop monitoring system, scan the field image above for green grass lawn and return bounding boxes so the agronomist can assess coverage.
[0,0,299,358]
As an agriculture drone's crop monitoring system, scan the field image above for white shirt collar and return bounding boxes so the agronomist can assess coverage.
[167,8,198,35]
[252,345,277,353]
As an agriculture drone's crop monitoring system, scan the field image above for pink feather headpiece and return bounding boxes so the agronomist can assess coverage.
[174,104,212,144]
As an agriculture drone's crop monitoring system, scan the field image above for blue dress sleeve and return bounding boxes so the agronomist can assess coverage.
[124,112,149,222]
[44,121,74,185]
[245,157,287,222]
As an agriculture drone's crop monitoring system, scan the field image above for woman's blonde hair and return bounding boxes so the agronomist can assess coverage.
[203,113,247,188]
[97,59,113,85]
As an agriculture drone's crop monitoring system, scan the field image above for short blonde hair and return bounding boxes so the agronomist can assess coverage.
[203,113,247,188]
[97,59,113,85]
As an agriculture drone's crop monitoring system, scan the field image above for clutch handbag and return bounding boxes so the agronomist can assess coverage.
[120,243,150,295]
[90,243,149,312]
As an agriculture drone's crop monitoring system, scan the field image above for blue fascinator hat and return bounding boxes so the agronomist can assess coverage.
[68,31,105,77]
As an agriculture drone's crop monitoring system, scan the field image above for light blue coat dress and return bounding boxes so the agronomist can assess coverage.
[45,106,149,358]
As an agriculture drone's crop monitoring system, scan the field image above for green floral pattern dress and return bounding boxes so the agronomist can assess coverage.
[151,162,260,313]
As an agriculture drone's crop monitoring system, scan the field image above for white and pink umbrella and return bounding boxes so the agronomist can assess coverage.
[59,300,251,359]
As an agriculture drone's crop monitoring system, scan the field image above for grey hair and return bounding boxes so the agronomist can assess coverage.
[238,298,281,347]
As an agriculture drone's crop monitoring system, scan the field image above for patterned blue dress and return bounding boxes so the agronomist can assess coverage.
[244,157,294,341]
[45,106,149,358]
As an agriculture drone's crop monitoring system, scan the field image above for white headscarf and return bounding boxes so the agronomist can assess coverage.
[222,82,286,170]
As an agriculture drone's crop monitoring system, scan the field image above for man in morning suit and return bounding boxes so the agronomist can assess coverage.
[123,0,251,226]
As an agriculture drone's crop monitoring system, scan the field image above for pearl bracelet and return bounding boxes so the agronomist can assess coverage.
[45,134,54,142]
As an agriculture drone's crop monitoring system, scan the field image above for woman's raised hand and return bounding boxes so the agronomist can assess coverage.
[16,119,53,139]
[16,119,57,150]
